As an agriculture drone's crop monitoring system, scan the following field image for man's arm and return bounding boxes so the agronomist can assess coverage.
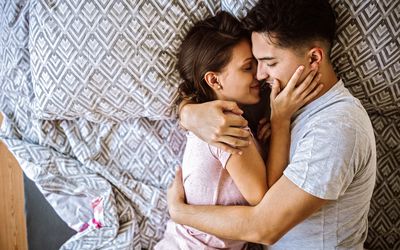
[179,100,251,154]
[168,169,327,245]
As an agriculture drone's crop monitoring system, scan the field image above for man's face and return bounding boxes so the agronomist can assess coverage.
[251,32,310,88]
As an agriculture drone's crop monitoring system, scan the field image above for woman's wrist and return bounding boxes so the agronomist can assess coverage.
[270,115,291,129]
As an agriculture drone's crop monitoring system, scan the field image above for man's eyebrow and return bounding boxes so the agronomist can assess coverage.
[257,56,275,61]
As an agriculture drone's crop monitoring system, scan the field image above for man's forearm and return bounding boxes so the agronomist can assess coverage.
[178,99,194,130]
[171,203,263,243]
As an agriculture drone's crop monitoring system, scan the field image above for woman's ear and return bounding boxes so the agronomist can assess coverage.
[307,47,323,70]
[204,72,222,90]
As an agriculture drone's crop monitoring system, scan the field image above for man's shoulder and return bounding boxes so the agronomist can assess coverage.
[302,96,371,136]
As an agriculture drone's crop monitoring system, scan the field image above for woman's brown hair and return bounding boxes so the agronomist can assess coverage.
[176,11,250,104]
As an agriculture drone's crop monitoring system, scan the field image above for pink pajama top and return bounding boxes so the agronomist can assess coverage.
[155,132,249,250]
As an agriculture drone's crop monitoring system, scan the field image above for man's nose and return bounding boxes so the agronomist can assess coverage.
[256,63,268,81]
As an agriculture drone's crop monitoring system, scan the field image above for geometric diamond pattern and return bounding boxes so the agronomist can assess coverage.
[29,0,221,122]
[1,0,399,250]
[330,0,400,119]
[1,104,186,249]
[366,114,400,250]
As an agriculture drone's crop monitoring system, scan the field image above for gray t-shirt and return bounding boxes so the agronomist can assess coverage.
[269,80,376,250]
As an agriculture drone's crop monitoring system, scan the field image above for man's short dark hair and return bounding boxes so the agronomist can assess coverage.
[243,0,336,52]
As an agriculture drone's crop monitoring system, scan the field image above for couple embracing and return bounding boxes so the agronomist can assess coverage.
[157,0,376,249]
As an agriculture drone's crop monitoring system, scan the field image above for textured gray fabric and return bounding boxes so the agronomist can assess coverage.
[0,0,399,249]
[330,1,400,118]
[29,0,221,122]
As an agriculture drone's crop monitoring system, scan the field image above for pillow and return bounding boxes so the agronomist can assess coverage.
[329,0,400,117]
[0,1,32,113]
[30,0,220,122]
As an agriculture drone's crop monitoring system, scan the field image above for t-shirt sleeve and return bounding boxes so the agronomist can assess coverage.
[284,122,358,200]
[208,145,232,169]
[208,127,253,169]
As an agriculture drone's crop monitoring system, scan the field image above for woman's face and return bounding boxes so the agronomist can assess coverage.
[216,40,260,105]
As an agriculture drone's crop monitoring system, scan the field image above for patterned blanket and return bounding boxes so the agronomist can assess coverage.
[0,0,399,249]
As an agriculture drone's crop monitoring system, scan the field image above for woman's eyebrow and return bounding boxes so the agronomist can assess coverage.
[242,57,254,63]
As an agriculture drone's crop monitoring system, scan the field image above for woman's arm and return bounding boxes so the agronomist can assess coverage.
[266,119,290,188]
[225,67,323,205]
[225,136,267,206]
[266,67,322,187]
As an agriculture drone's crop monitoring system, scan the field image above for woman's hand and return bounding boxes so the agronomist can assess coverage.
[270,66,323,123]
[257,117,271,145]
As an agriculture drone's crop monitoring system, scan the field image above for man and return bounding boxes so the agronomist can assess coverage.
[168,0,376,249]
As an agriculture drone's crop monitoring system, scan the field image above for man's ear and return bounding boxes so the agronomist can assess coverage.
[204,72,221,90]
[308,47,323,70]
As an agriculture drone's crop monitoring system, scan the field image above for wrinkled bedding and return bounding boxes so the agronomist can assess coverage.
[1,0,399,249]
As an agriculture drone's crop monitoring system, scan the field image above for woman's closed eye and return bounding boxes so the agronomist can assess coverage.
[244,60,257,71]
[243,63,253,71]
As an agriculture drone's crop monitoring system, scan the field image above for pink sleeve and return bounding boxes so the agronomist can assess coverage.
[207,127,254,169]
[208,145,232,169]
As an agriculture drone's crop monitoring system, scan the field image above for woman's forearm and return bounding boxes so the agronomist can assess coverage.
[266,119,291,188]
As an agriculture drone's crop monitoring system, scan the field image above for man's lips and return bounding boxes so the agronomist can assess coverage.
[260,80,273,89]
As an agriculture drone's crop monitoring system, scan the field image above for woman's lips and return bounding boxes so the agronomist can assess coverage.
[250,83,260,88]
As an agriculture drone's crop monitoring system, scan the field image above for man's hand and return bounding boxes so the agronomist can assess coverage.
[167,167,186,222]
[179,100,251,154]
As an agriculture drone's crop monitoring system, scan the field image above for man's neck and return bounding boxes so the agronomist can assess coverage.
[306,64,338,105]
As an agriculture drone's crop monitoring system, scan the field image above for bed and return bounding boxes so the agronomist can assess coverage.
[0,0,399,249]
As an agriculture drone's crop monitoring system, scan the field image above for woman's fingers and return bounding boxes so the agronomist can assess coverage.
[258,122,271,141]
[299,73,321,98]
[258,117,268,126]
[286,65,305,90]
[294,70,318,95]
[302,83,324,105]
[262,128,271,142]
[270,79,281,100]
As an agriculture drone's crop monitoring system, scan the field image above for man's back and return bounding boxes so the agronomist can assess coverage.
[270,80,376,249]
